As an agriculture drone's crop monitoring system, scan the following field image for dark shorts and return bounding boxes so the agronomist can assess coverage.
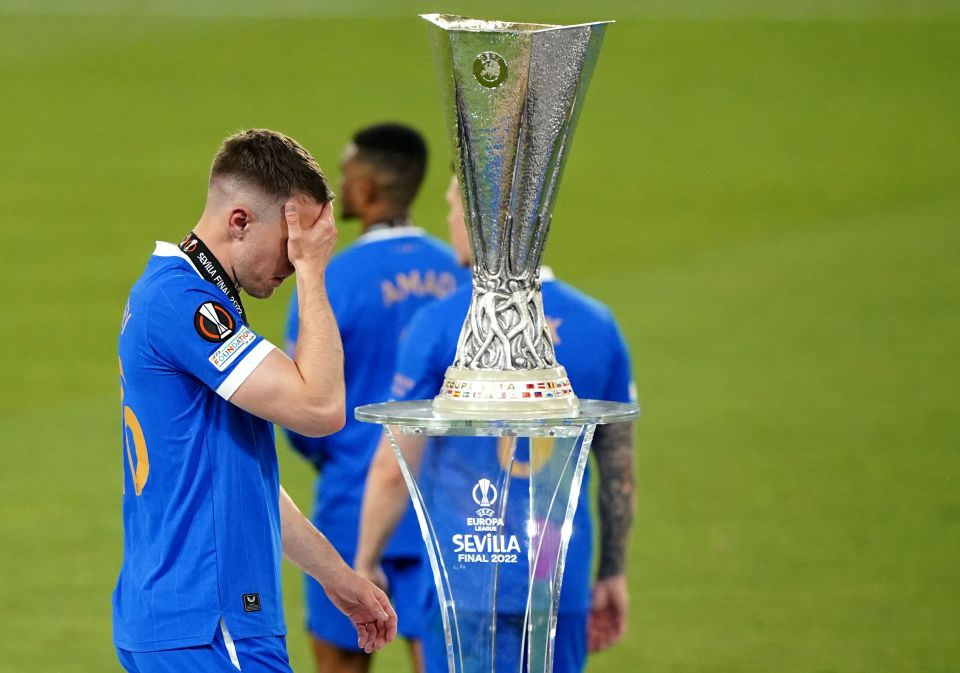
[306,555,429,650]
[117,620,292,673]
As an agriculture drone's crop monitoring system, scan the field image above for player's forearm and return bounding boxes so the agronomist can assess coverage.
[355,434,421,569]
[292,268,346,431]
[593,422,636,579]
[279,485,350,585]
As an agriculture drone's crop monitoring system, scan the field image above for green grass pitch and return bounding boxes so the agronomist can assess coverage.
[0,1,958,671]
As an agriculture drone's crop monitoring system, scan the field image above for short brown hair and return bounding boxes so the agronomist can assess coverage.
[210,129,334,204]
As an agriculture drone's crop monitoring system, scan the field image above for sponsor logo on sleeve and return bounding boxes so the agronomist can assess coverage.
[208,325,256,371]
[194,301,235,342]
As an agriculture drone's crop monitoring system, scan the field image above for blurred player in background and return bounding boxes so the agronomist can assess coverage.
[284,124,467,673]
[114,129,396,673]
[355,174,637,673]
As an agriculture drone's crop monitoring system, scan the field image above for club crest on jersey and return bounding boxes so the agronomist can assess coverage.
[194,301,235,342]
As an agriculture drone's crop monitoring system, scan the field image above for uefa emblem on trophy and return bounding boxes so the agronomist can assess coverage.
[423,14,612,418]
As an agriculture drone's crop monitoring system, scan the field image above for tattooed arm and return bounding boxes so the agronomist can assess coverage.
[594,421,636,578]
[588,420,636,652]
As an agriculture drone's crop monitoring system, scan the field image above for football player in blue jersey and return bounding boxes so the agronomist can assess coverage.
[115,130,397,673]
[283,124,467,673]
[354,175,637,673]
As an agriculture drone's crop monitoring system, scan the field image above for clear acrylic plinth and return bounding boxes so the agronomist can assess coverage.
[356,399,639,436]
[356,400,638,673]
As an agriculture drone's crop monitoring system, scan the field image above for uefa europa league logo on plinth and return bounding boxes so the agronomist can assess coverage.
[424,14,611,418]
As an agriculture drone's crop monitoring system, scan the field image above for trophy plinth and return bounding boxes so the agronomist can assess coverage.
[356,401,639,673]
[422,13,611,418]
[354,15,630,673]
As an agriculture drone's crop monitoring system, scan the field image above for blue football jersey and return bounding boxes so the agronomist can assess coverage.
[393,269,636,614]
[114,242,284,651]
[284,226,467,557]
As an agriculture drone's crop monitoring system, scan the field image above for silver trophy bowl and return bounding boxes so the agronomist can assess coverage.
[423,14,611,418]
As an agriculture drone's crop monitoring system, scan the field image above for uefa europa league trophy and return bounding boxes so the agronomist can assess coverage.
[427,14,611,418]
[357,14,638,673]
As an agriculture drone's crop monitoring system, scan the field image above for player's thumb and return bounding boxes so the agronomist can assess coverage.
[284,201,300,229]
[369,589,389,622]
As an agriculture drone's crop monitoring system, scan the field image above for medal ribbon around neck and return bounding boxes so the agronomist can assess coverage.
[178,232,247,323]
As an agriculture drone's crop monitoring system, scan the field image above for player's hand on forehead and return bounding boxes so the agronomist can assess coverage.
[285,197,337,272]
[284,193,323,222]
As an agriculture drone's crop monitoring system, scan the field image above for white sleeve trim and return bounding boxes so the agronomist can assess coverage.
[216,339,275,400]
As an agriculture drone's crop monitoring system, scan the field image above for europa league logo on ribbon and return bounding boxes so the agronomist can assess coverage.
[422,14,611,417]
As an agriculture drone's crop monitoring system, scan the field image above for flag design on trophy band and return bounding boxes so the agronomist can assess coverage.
[437,375,574,401]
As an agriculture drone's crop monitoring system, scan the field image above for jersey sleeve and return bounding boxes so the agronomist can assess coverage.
[604,316,637,405]
[149,282,275,400]
[392,306,448,402]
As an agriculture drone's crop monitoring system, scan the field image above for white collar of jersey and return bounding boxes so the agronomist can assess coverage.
[540,266,556,282]
[355,225,425,245]
[152,241,203,278]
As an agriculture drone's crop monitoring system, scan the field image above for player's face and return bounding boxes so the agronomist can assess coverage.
[446,175,471,266]
[234,197,321,299]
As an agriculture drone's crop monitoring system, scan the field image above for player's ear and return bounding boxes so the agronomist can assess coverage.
[227,208,250,240]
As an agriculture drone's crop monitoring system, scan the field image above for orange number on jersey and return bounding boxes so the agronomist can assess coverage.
[119,358,149,495]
